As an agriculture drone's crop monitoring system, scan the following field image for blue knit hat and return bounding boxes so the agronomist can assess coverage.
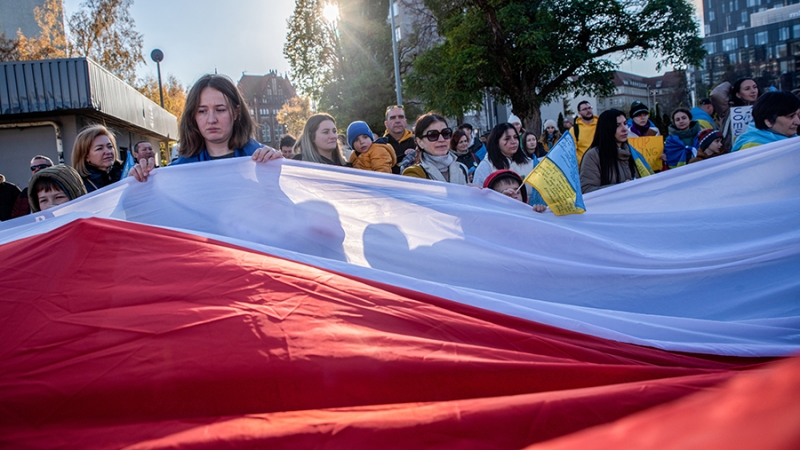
[346,121,373,149]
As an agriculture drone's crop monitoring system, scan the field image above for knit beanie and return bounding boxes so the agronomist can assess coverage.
[507,114,522,125]
[629,101,649,117]
[697,129,722,151]
[346,121,373,150]
[543,119,557,131]
[28,165,87,212]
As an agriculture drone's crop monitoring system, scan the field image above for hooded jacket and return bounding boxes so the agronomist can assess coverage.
[28,165,87,212]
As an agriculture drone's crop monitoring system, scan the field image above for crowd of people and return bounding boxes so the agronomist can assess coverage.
[2,74,799,220]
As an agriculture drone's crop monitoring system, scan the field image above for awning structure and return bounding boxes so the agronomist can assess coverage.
[1,137,798,448]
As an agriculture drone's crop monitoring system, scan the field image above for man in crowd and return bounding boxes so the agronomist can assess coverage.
[0,174,21,221]
[132,141,156,162]
[383,105,415,174]
[691,98,717,130]
[569,101,598,164]
[458,123,487,160]
[10,155,53,218]
[279,134,297,159]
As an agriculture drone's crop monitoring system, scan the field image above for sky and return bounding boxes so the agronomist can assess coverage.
[63,0,296,86]
[61,0,705,89]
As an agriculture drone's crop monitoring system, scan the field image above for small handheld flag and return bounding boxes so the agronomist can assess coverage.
[522,131,585,216]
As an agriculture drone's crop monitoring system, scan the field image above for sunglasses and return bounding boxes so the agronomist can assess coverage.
[31,164,52,171]
[422,128,453,142]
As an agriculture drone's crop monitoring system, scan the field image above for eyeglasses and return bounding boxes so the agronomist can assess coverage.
[31,164,52,171]
[423,128,453,142]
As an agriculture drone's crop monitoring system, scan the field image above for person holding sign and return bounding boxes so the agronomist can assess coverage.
[711,78,760,151]
[627,102,660,138]
[731,92,800,152]
[579,109,652,194]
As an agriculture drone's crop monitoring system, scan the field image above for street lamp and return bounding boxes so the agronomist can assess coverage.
[150,49,165,108]
[389,1,403,106]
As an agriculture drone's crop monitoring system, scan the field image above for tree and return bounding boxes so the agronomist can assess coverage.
[68,0,144,84]
[284,0,338,102]
[14,0,144,84]
[277,96,314,138]
[406,0,706,134]
[136,74,187,118]
[15,0,68,60]
[285,0,403,132]
[0,33,19,62]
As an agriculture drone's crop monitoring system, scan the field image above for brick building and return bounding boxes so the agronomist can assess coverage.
[237,71,296,145]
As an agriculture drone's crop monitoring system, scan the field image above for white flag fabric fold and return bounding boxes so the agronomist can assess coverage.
[2,137,799,356]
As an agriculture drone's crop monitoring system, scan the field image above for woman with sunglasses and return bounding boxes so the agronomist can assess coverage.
[402,113,469,184]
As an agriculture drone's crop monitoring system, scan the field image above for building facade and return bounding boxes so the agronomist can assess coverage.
[237,72,296,145]
[696,0,800,94]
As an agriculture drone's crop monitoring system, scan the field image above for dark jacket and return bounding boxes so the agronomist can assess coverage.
[171,138,261,165]
[82,161,123,193]
[385,130,416,174]
[0,180,21,221]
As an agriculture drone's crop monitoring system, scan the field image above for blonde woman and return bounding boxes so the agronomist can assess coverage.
[293,113,347,166]
[70,124,123,193]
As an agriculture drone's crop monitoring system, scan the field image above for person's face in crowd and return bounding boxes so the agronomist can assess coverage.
[736,80,759,103]
[492,178,524,202]
[701,103,714,115]
[525,134,537,152]
[545,125,556,135]
[417,121,451,156]
[499,128,519,158]
[385,107,407,136]
[480,134,488,144]
[766,109,800,137]
[195,87,237,147]
[615,115,628,145]
[511,121,522,133]
[633,112,650,127]
[578,104,593,121]
[706,138,723,155]
[456,135,470,153]
[314,120,338,152]
[30,157,52,175]
[86,134,116,171]
[280,146,294,158]
[458,128,472,143]
[563,119,574,129]
[354,134,373,153]
[37,188,69,211]
[673,111,691,130]
[134,142,155,161]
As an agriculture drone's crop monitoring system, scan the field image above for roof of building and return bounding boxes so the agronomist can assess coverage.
[0,57,178,140]
[237,71,296,103]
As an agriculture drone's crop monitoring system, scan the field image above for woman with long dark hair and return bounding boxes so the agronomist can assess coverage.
[472,122,534,188]
[710,77,760,150]
[579,109,643,193]
[402,113,469,184]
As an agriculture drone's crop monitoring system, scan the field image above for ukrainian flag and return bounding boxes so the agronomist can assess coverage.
[522,132,586,215]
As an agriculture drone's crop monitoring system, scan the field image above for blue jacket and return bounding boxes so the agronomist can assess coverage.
[171,139,262,165]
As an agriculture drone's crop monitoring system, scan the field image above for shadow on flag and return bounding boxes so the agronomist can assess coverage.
[522,131,585,216]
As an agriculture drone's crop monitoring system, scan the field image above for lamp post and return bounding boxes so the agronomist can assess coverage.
[389,1,403,106]
[150,49,164,108]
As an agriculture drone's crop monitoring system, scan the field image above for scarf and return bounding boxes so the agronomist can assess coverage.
[422,152,455,174]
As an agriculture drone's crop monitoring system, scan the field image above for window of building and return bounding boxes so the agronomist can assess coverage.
[779,27,789,41]
[793,42,800,57]
[704,24,710,35]
[755,31,768,45]
[394,26,401,41]
[392,1,399,16]
[746,0,755,6]
[729,52,738,65]
[794,25,800,39]
[262,124,271,143]
[722,37,737,52]
[709,10,715,21]
[261,95,267,103]
[776,43,787,58]
[721,3,725,13]
[741,11,748,24]
[743,34,748,47]
[706,41,717,54]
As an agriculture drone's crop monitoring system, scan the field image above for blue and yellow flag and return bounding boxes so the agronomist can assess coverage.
[522,131,585,215]
[629,146,654,179]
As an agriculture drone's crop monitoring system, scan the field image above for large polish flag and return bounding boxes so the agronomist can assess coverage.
[1,137,798,448]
